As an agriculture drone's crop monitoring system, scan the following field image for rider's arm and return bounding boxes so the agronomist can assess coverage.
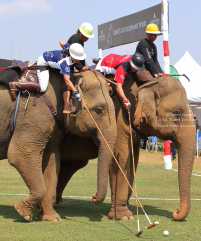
[59,40,67,49]
[63,74,77,92]
[115,66,130,105]
[116,83,127,102]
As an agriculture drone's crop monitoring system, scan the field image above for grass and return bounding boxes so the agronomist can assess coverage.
[0,150,201,240]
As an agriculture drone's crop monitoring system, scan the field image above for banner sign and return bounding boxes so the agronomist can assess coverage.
[98,4,162,50]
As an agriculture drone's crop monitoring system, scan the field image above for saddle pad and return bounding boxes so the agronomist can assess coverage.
[0,59,20,88]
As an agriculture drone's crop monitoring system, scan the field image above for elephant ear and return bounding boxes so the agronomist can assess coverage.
[134,81,160,129]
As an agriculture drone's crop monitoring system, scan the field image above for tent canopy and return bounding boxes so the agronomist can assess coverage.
[174,51,201,104]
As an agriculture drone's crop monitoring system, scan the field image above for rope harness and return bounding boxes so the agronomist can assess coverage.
[0,66,11,72]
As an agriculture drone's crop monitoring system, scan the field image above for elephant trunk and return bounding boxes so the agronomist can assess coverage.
[92,126,116,204]
[173,127,196,221]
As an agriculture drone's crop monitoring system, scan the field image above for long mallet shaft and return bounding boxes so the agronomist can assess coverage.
[128,108,143,236]
[135,219,143,236]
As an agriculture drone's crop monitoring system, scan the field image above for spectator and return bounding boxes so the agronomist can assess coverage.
[170,141,176,160]
[194,116,199,130]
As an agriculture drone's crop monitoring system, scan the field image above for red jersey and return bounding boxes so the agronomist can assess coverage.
[100,54,132,84]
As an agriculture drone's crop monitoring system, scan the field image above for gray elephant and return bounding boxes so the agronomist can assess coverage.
[56,74,196,221]
[0,59,117,221]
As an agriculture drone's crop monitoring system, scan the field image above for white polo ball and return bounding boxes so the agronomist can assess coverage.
[163,230,169,236]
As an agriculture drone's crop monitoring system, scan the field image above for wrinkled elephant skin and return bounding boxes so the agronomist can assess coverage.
[0,59,117,222]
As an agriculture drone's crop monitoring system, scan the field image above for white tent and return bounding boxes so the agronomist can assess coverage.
[174,51,201,126]
[174,51,201,104]
[174,52,201,155]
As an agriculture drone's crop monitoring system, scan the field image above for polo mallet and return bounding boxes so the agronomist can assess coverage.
[170,74,190,82]
[127,106,143,236]
[128,105,159,231]
[168,65,190,82]
[145,221,159,229]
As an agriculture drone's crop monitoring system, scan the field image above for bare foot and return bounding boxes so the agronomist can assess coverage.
[63,107,75,114]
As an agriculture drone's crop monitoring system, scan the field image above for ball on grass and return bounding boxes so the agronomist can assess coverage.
[163,230,169,236]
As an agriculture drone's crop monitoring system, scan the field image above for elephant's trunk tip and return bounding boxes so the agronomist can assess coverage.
[172,209,188,221]
[92,192,105,204]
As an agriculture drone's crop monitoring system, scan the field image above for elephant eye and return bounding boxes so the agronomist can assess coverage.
[91,107,103,115]
[172,110,183,117]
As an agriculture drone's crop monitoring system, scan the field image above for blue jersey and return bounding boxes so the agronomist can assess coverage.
[42,43,73,76]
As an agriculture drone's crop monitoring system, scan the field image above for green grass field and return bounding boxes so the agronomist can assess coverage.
[0,150,201,241]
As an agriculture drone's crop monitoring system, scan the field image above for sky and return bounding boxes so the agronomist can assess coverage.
[0,0,201,69]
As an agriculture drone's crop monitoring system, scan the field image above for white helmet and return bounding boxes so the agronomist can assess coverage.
[69,43,86,60]
[79,22,94,39]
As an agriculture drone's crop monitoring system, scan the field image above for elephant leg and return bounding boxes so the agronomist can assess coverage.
[56,159,89,205]
[109,129,134,220]
[37,146,61,221]
[7,134,45,222]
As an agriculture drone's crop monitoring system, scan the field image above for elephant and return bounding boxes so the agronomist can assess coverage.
[0,59,117,221]
[56,73,196,221]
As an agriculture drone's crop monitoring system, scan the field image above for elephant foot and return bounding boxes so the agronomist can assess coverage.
[37,209,61,221]
[121,215,134,221]
[56,195,63,205]
[108,206,134,220]
[14,198,34,222]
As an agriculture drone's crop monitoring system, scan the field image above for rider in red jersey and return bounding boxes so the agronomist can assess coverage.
[95,53,153,109]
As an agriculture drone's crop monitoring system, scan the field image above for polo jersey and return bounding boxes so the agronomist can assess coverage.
[101,54,132,84]
[43,43,73,76]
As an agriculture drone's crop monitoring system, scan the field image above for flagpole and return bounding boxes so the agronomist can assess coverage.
[10,37,12,60]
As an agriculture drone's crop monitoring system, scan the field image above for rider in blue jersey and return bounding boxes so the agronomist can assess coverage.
[9,43,86,114]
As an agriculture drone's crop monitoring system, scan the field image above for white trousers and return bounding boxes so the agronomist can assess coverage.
[95,58,116,75]
[37,55,50,92]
